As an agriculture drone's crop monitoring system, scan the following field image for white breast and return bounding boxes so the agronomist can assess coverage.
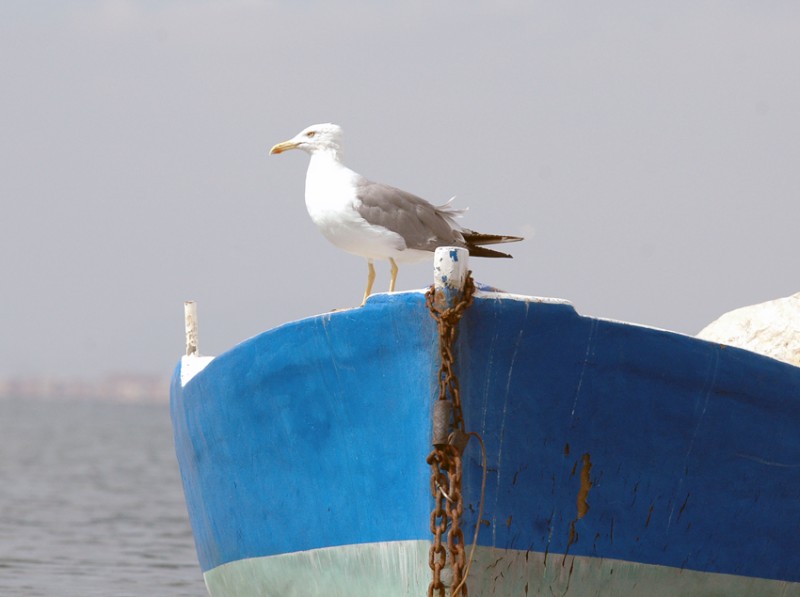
[304,155,408,260]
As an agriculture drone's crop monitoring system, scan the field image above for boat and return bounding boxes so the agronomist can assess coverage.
[170,248,800,596]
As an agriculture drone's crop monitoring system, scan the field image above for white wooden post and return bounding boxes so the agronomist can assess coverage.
[184,300,198,356]
[433,247,470,303]
[180,300,215,387]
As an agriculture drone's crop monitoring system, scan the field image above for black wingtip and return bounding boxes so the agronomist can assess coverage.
[466,245,515,259]
[462,231,524,246]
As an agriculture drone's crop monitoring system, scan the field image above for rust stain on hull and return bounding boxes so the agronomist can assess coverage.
[577,453,592,519]
[564,453,593,564]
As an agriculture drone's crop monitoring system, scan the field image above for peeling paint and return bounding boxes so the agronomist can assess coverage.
[645,503,655,527]
[677,493,690,521]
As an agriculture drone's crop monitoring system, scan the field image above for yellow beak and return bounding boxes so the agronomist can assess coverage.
[269,140,299,155]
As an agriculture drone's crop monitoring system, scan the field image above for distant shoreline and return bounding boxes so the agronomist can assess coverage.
[0,374,170,403]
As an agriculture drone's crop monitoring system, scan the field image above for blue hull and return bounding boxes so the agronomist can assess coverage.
[171,291,800,595]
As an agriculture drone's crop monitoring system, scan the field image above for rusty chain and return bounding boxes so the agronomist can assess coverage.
[425,273,476,597]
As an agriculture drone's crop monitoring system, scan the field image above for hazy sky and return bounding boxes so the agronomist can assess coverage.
[1,1,798,379]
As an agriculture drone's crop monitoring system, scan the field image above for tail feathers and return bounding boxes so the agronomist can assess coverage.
[462,229,523,246]
[466,244,514,259]
[463,230,523,257]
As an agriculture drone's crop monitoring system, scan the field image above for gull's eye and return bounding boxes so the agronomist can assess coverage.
[306,131,316,138]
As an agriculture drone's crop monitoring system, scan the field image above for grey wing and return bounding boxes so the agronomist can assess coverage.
[354,178,466,251]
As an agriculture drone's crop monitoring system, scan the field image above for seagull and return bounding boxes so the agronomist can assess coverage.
[270,123,522,305]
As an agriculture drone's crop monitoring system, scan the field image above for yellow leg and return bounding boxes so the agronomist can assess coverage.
[360,260,376,306]
[389,258,398,292]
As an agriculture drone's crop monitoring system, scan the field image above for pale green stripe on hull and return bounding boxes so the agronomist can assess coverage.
[204,541,800,597]
[204,541,430,597]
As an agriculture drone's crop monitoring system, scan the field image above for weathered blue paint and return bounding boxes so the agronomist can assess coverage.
[457,296,800,582]
[171,290,800,591]
[171,293,436,572]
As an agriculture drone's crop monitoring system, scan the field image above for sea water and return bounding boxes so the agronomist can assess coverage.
[0,398,207,596]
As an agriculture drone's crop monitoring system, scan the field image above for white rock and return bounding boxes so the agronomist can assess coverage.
[697,292,800,367]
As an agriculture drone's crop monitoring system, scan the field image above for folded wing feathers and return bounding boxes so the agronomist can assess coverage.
[356,179,462,250]
[355,178,522,257]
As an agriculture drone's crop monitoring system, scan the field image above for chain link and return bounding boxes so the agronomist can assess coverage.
[425,273,476,597]
[428,453,449,597]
